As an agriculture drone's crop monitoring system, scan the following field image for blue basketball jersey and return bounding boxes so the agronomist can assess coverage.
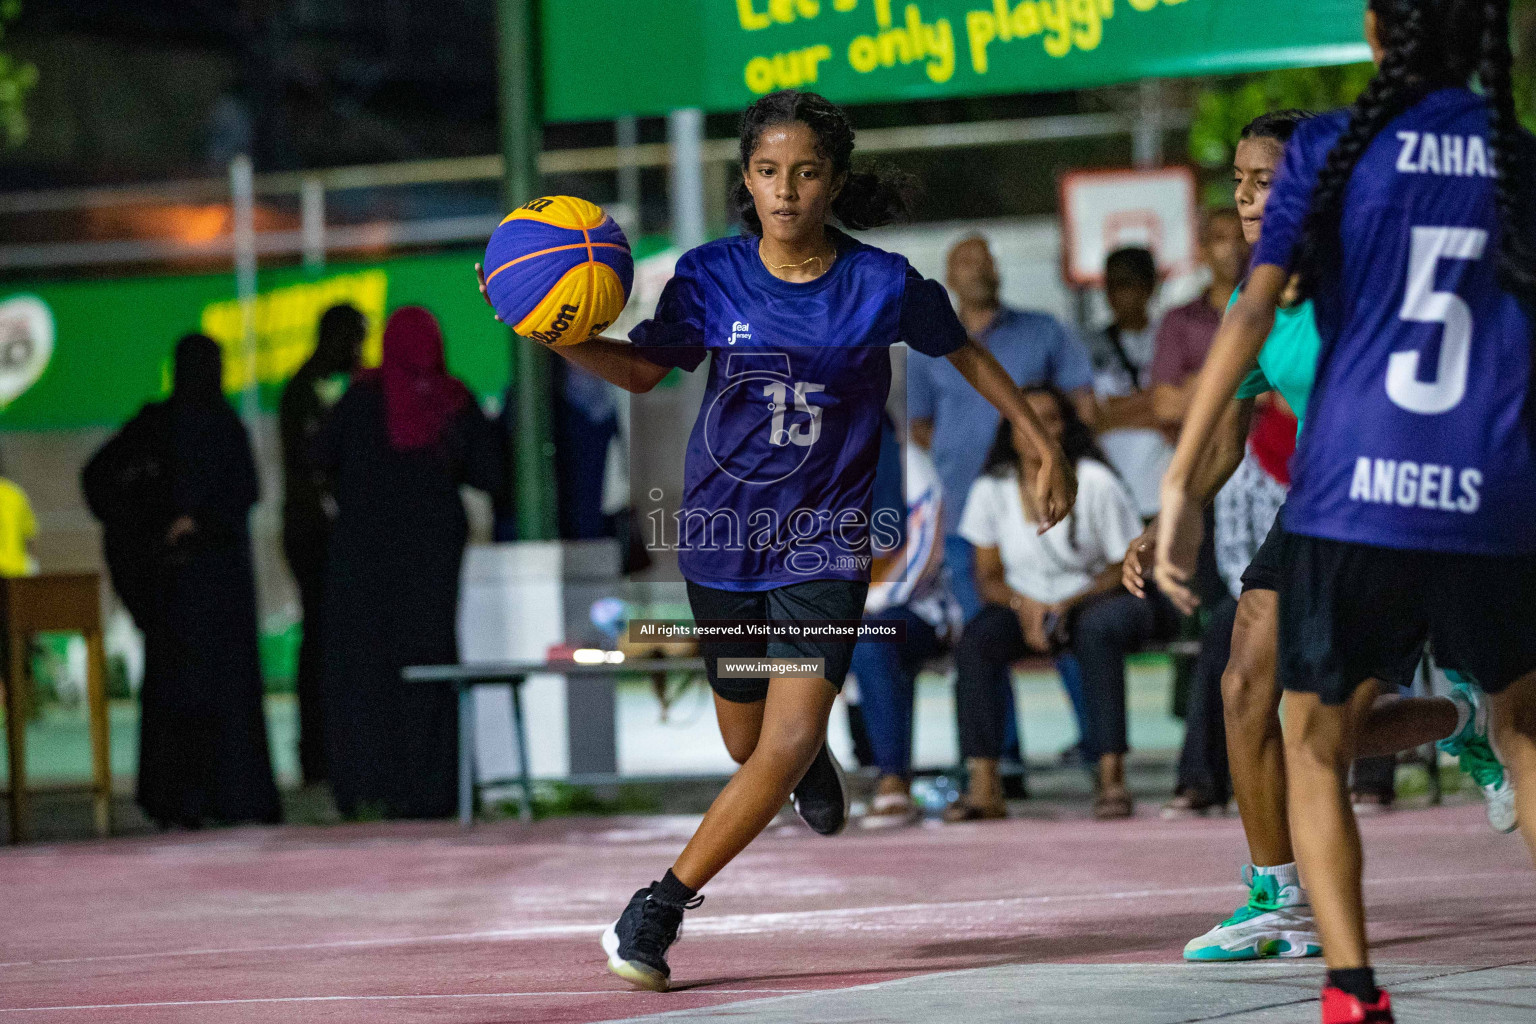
[1253,88,1536,554]
[630,229,966,589]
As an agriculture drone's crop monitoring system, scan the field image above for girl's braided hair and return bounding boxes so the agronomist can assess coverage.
[1294,1,1535,310]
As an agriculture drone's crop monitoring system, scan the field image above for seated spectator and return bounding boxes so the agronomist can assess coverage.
[1155,210,1251,610]
[848,416,952,828]
[909,234,1096,620]
[1149,209,1249,433]
[909,236,1099,765]
[1147,211,1250,727]
[947,385,1178,822]
[1087,247,1171,519]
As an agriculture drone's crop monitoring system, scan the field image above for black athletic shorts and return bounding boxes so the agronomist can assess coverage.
[1239,505,1287,595]
[1277,533,1536,705]
[686,579,869,703]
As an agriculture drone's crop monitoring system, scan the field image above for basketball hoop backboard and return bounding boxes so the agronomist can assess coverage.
[1059,167,1200,289]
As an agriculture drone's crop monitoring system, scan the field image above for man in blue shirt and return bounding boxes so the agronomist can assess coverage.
[908,235,1095,618]
[909,235,1096,768]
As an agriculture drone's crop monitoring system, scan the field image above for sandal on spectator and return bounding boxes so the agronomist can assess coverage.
[1093,790,1134,820]
[860,792,920,829]
[1351,791,1392,816]
[1160,790,1225,820]
[942,798,1007,823]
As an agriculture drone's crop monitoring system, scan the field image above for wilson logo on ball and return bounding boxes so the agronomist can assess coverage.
[483,196,633,348]
[529,303,581,346]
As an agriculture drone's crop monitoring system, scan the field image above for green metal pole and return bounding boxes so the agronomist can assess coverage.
[496,0,558,541]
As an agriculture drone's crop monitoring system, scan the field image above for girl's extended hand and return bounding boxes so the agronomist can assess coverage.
[474,263,503,322]
[1153,485,1204,614]
[1032,447,1077,534]
[1122,518,1157,599]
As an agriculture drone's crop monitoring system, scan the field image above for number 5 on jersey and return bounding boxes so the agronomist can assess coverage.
[1390,225,1488,415]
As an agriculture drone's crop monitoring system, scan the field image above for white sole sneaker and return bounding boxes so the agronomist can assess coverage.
[1483,779,1518,834]
[602,923,669,992]
[1442,680,1517,834]
[1183,906,1323,962]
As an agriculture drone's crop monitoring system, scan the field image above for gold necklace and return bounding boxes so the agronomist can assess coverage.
[760,243,837,273]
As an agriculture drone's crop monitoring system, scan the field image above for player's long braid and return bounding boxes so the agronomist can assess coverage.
[1477,0,1536,310]
[1293,1,1429,300]
[733,90,917,234]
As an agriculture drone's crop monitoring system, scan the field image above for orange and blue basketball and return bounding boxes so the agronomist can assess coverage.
[482,196,633,347]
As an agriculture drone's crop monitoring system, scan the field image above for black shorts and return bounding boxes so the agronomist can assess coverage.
[1277,533,1536,704]
[686,579,869,703]
[1239,505,1287,595]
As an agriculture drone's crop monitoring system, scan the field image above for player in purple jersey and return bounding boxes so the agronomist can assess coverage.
[484,91,1074,992]
[1127,109,1509,971]
[1153,4,1536,1022]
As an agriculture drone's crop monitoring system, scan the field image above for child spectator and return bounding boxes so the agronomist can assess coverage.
[1086,247,1172,519]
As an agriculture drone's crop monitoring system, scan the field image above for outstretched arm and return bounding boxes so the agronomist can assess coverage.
[1154,263,1285,611]
[946,338,1076,530]
[1187,397,1258,508]
[1121,397,1253,599]
[553,338,671,394]
[476,262,670,394]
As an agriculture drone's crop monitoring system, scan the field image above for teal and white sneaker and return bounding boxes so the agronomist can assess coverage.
[1439,676,1517,835]
[1183,864,1322,962]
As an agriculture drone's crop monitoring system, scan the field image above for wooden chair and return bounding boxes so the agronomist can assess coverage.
[1,573,112,843]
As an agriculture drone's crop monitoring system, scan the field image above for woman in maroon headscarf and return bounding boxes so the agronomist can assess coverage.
[317,307,503,818]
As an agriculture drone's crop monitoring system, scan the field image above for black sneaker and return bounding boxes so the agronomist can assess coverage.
[791,743,848,836]
[601,885,703,992]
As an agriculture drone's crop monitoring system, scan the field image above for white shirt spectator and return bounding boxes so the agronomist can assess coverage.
[958,459,1142,606]
[1087,324,1173,518]
[866,441,949,627]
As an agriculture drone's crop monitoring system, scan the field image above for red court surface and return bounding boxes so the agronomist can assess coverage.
[1,800,1532,1023]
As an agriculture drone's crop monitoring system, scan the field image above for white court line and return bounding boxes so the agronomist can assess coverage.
[0,990,810,1014]
[1,887,1235,972]
[1,870,1525,972]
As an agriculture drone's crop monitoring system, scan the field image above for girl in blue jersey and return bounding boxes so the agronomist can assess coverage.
[1154,4,1536,1022]
[484,90,1074,991]
[1127,111,1508,969]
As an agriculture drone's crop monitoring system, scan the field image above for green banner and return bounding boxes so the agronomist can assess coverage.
[0,251,510,431]
[542,0,1370,122]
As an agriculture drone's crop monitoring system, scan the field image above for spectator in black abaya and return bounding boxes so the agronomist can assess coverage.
[83,334,281,829]
[317,307,502,819]
[280,303,365,785]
